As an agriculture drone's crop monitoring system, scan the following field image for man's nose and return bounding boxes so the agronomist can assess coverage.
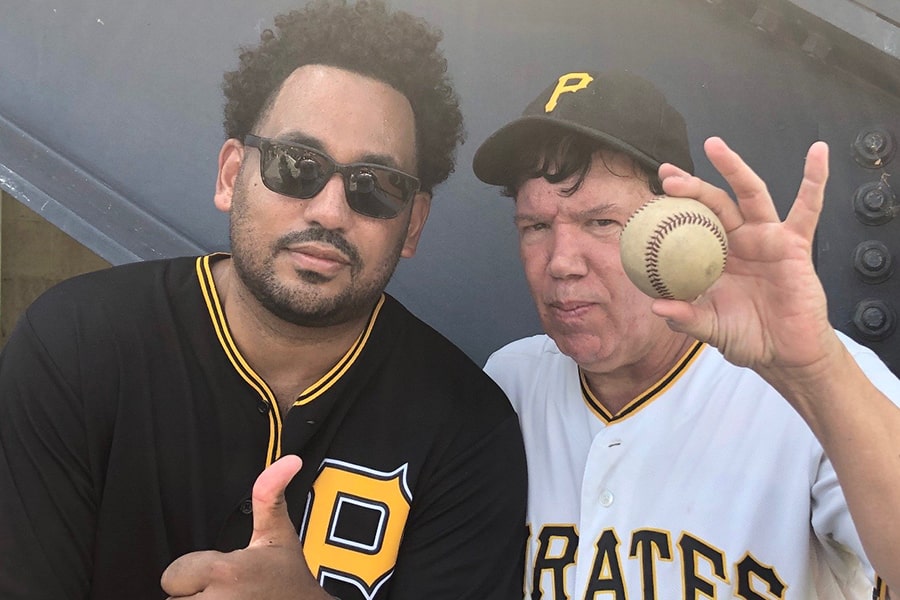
[547,229,588,279]
[300,173,353,229]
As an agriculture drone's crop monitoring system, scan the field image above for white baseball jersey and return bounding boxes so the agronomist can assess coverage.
[485,332,898,599]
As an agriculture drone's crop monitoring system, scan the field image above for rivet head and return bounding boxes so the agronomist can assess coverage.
[862,249,886,271]
[852,240,893,283]
[863,188,886,211]
[852,128,896,168]
[862,307,886,329]
[853,182,895,226]
[863,132,887,154]
[852,299,896,341]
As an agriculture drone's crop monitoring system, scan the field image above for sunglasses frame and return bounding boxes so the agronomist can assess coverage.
[243,134,421,219]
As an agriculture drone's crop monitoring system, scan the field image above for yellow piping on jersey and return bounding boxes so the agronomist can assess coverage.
[580,340,706,424]
[196,255,382,467]
[293,295,383,406]
[198,255,282,465]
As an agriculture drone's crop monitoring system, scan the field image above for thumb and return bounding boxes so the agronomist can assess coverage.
[248,454,303,548]
[650,298,712,341]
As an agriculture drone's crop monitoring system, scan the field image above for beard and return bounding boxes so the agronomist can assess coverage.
[228,183,407,328]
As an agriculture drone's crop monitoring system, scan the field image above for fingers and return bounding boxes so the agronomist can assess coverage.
[249,455,303,548]
[659,153,746,233]
[160,550,221,597]
[786,141,829,242]
[660,137,830,240]
[702,137,781,223]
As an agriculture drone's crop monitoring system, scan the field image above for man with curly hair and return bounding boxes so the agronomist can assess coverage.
[0,2,526,599]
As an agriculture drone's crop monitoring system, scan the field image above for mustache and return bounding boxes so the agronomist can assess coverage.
[276,226,361,266]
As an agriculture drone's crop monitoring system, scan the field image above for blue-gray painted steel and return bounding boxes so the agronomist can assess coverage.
[0,113,204,264]
[1,0,898,371]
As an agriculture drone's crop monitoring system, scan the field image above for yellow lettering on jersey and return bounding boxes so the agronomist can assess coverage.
[629,529,673,600]
[584,528,628,599]
[678,533,730,599]
[544,73,594,112]
[301,459,412,597]
[735,553,786,600]
[531,524,578,599]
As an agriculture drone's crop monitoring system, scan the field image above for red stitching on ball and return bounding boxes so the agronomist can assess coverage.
[644,211,727,299]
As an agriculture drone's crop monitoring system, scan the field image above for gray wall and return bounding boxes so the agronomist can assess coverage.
[1,0,898,371]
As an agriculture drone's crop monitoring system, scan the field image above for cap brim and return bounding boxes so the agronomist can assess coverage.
[473,116,662,186]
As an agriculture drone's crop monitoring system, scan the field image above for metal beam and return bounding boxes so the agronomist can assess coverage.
[789,0,900,59]
[0,113,205,265]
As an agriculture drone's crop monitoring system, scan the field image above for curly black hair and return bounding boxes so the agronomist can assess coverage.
[222,0,464,193]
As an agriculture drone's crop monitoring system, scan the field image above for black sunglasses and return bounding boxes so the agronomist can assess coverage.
[243,134,421,219]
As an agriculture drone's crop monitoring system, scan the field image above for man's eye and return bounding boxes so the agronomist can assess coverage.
[590,220,624,240]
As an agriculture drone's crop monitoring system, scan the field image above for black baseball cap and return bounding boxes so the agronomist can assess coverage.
[473,70,694,186]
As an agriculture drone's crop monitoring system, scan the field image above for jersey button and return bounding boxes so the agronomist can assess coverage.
[239,498,253,514]
[599,489,614,507]
[257,401,269,414]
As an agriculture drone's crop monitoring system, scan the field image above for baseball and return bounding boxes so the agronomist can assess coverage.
[620,195,728,301]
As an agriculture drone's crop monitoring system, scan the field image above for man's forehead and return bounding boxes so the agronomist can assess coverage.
[260,64,417,164]
[515,193,622,218]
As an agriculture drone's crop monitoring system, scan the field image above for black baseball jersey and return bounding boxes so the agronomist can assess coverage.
[0,254,527,600]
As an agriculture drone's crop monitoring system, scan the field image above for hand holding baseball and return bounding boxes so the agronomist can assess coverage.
[161,455,331,600]
[652,137,841,376]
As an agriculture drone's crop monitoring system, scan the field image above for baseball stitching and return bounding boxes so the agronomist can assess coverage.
[644,211,727,299]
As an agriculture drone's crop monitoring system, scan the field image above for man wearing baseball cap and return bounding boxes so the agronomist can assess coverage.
[474,70,900,598]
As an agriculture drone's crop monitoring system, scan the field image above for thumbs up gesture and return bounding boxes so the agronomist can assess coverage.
[161,455,332,599]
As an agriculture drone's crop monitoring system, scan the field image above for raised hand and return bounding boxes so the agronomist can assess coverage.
[652,136,842,378]
[161,455,330,600]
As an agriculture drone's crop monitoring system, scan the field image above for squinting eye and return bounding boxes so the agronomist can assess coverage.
[592,220,624,241]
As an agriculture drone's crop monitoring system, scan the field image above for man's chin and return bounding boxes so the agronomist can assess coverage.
[294,268,333,285]
[261,300,345,328]
[547,329,605,361]
[261,287,381,329]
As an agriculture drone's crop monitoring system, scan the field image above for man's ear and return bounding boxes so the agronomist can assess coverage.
[400,192,432,258]
[213,138,245,213]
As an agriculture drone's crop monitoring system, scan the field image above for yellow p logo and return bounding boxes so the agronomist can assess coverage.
[301,460,412,597]
[545,72,594,113]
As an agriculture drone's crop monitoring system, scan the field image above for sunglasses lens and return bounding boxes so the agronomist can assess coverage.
[260,144,330,198]
[346,169,415,219]
[254,138,419,219]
